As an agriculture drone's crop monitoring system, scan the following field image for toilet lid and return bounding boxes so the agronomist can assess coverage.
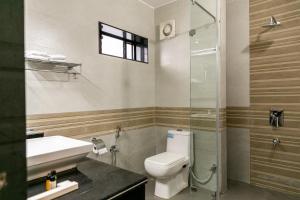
[146,152,185,166]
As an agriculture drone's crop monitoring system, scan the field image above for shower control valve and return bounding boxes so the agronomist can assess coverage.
[272,138,281,148]
[269,109,284,128]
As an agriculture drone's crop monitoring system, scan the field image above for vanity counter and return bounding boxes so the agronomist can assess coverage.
[27,159,148,200]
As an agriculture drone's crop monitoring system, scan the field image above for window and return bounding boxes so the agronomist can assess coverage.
[99,22,149,63]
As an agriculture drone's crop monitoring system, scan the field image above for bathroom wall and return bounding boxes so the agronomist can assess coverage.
[24,0,300,196]
[25,0,156,114]
[25,0,231,193]
[87,127,159,174]
[154,0,190,108]
[154,0,227,192]
[154,0,226,108]
[0,0,26,199]
[249,0,300,195]
[25,0,158,174]
[226,0,251,184]
[227,0,300,196]
[226,0,250,108]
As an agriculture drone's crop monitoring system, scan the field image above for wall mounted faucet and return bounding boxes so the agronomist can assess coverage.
[269,109,284,128]
[110,126,122,166]
[115,126,121,140]
[272,138,281,148]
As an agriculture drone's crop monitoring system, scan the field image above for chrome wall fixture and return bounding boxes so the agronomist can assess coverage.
[269,109,284,128]
[262,16,281,28]
[110,126,122,166]
[272,138,281,148]
[191,0,216,22]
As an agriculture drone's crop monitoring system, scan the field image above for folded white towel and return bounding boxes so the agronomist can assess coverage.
[49,54,66,61]
[26,55,49,61]
[26,50,49,58]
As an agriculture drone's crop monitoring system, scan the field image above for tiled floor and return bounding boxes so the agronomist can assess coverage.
[146,180,300,200]
[145,179,212,200]
[221,181,300,200]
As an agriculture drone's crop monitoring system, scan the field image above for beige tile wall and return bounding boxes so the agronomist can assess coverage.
[227,104,300,196]
[227,127,250,184]
[226,0,251,185]
[27,107,226,137]
[27,107,156,138]
[86,126,159,174]
[27,106,226,192]
[249,0,300,196]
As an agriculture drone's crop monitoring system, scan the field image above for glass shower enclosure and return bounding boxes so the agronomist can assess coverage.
[189,0,221,199]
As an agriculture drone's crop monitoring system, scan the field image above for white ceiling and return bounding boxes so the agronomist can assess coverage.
[139,0,177,9]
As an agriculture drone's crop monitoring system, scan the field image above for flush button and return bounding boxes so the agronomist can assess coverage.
[0,172,7,191]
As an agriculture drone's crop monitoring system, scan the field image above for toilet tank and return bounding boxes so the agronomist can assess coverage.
[166,130,190,157]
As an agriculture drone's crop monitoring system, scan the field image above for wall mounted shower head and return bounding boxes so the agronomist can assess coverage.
[262,16,281,28]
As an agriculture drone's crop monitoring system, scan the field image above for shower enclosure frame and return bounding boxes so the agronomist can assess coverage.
[189,0,224,199]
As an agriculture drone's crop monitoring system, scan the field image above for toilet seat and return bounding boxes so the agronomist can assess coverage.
[145,152,188,178]
[146,152,186,166]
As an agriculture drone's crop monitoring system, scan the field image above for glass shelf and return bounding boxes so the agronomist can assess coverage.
[25,58,82,78]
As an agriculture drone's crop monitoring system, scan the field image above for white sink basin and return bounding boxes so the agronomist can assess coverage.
[26,136,92,180]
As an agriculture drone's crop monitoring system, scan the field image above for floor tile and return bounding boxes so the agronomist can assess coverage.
[145,179,300,200]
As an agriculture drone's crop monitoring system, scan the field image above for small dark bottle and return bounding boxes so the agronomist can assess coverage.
[50,170,57,189]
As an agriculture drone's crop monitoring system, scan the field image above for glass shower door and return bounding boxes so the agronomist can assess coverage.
[189,0,219,199]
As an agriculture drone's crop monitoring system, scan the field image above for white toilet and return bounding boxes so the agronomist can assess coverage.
[144,130,190,199]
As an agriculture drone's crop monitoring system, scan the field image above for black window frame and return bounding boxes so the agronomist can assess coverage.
[99,22,149,64]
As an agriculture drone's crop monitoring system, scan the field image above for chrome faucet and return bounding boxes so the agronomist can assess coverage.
[269,110,284,128]
[110,126,122,166]
[115,126,121,140]
[272,138,281,148]
[110,145,119,166]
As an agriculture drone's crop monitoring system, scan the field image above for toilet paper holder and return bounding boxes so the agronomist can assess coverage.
[91,138,107,155]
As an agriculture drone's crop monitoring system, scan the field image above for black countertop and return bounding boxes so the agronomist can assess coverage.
[27,159,148,200]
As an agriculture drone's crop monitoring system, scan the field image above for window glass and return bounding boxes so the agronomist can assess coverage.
[126,43,133,60]
[102,24,123,38]
[101,35,123,57]
[126,33,132,40]
[144,48,148,63]
[136,46,141,61]
[99,22,148,63]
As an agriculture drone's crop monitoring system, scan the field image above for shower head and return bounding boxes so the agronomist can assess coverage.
[262,16,281,28]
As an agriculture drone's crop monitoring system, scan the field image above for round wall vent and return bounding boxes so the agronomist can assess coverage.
[160,20,175,40]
